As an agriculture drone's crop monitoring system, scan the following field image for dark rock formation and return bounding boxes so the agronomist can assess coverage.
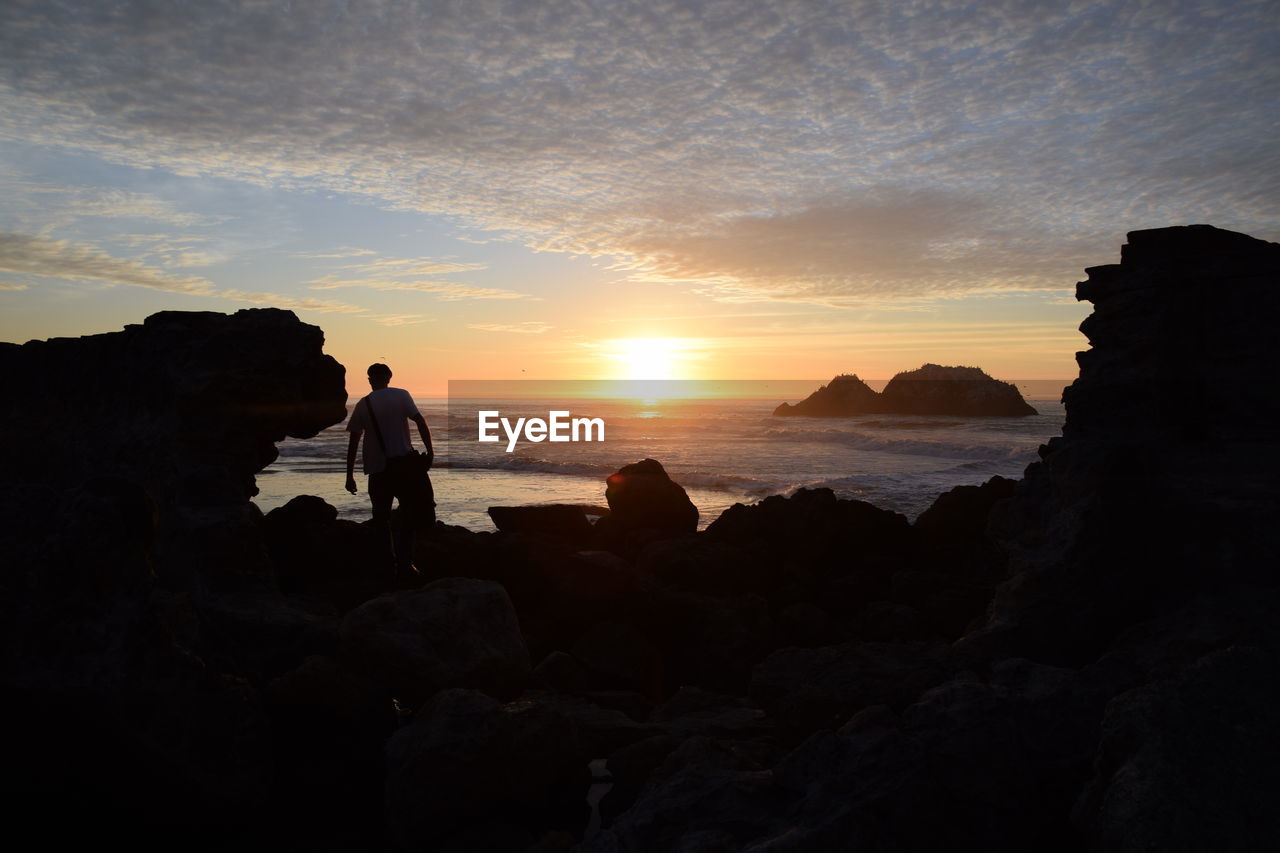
[263,494,386,607]
[775,364,1036,417]
[570,621,664,697]
[487,504,596,548]
[591,458,698,549]
[0,308,345,501]
[0,309,351,846]
[749,640,955,742]
[773,373,881,416]
[974,225,1280,664]
[881,363,1037,416]
[581,737,785,852]
[705,487,916,618]
[1076,645,1280,851]
[338,577,531,708]
[914,475,1018,544]
[900,475,1019,635]
[586,660,1109,853]
[0,308,347,588]
[384,688,586,850]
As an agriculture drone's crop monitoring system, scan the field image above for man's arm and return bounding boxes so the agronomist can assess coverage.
[411,414,434,468]
[345,430,361,493]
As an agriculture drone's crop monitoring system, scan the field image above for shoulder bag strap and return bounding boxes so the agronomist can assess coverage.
[361,395,391,458]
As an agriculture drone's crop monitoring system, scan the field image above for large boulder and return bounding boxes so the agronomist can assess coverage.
[592,458,698,548]
[263,655,395,841]
[913,475,1019,548]
[570,621,665,697]
[4,594,276,844]
[384,688,586,850]
[1075,646,1280,851]
[338,577,531,708]
[262,495,386,607]
[579,736,785,852]
[487,504,597,548]
[749,640,955,742]
[706,487,915,605]
[898,476,1020,636]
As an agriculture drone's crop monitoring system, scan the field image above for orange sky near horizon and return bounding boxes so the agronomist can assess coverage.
[321,300,1091,398]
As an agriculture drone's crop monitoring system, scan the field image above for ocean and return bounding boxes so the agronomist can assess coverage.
[253,380,1069,531]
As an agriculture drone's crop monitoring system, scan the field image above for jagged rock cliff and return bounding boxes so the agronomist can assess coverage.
[775,364,1036,417]
[0,308,348,588]
[976,225,1280,663]
[0,308,352,843]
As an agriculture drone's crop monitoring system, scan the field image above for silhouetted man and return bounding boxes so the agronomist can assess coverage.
[345,363,434,577]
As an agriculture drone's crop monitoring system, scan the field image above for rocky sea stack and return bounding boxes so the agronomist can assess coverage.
[775,363,1036,417]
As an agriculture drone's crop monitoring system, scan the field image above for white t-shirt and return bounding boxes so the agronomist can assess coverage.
[346,387,422,474]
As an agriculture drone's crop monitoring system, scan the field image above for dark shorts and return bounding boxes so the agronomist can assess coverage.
[369,467,436,527]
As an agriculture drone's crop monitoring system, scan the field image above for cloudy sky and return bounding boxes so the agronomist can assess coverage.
[2,0,1277,391]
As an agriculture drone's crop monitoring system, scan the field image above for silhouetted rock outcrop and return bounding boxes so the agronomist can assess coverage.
[591,458,698,549]
[385,688,586,850]
[264,494,383,607]
[0,309,350,845]
[338,578,532,708]
[749,640,955,742]
[487,504,597,548]
[775,364,1036,416]
[0,308,347,589]
[773,373,881,416]
[882,363,1037,415]
[1077,644,1280,851]
[974,225,1280,664]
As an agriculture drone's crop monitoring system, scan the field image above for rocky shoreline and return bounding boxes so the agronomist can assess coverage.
[2,225,1278,851]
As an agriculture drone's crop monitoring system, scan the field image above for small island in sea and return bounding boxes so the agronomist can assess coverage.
[774,363,1038,417]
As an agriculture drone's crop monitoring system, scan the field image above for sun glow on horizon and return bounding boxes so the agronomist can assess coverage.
[603,337,696,380]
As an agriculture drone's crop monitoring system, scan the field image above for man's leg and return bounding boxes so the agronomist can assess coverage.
[367,471,396,576]
[392,473,435,574]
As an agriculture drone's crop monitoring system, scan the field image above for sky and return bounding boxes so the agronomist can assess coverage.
[2,0,1277,395]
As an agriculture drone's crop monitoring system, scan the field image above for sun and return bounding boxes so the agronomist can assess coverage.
[606,337,684,380]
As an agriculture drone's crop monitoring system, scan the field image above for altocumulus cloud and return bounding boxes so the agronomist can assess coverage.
[0,231,367,313]
[468,322,553,334]
[307,253,534,301]
[0,232,215,294]
[2,0,1277,300]
[2,179,226,232]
